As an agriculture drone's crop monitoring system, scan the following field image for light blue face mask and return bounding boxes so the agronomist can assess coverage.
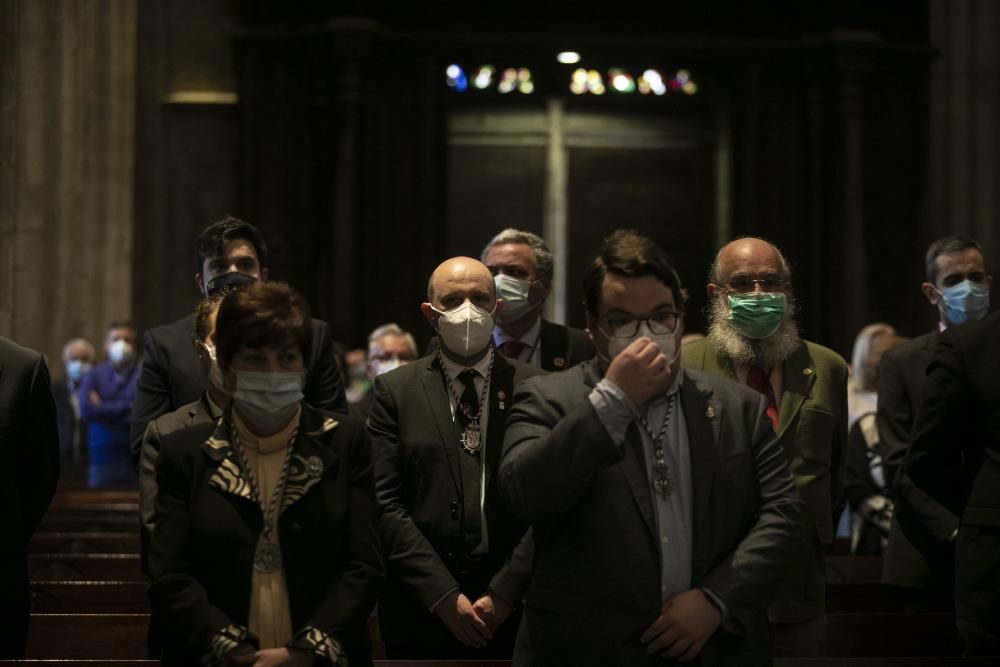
[233,371,304,431]
[727,292,787,339]
[937,279,990,326]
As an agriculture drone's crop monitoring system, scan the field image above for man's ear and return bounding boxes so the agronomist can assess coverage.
[706,283,720,300]
[537,278,552,302]
[420,302,434,324]
[494,298,504,318]
[920,282,940,306]
[260,267,270,282]
[196,273,206,295]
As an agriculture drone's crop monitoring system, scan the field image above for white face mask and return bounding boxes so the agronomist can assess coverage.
[108,339,134,365]
[232,371,304,431]
[606,321,679,365]
[494,274,540,323]
[433,301,496,356]
[370,357,405,377]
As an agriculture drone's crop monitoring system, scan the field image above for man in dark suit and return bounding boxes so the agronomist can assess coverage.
[129,217,346,471]
[369,256,541,659]
[904,310,1000,654]
[879,235,991,608]
[682,236,848,656]
[52,337,95,477]
[482,228,594,371]
[500,231,805,666]
[0,337,60,658]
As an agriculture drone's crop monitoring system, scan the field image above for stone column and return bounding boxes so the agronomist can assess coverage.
[0,0,136,366]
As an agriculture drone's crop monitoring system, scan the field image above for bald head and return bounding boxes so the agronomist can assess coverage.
[709,237,791,289]
[426,257,497,310]
[63,338,96,365]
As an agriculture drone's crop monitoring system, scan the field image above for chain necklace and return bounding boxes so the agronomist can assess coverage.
[439,348,494,456]
[637,393,676,499]
[228,411,296,573]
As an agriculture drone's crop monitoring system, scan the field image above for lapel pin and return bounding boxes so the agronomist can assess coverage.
[306,456,324,476]
[554,357,566,368]
[706,405,716,419]
[803,368,814,376]
[497,390,506,411]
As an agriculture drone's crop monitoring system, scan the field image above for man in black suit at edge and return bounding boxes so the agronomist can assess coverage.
[0,336,59,658]
[129,217,346,471]
[369,256,541,658]
[482,228,595,371]
[904,310,1000,655]
[879,235,991,609]
[499,230,805,665]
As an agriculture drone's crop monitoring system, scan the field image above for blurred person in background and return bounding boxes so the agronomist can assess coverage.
[79,321,140,487]
[52,337,96,477]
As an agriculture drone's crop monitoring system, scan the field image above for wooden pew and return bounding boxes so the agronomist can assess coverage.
[30,531,141,554]
[823,613,964,658]
[39,508,139,533]
[29,553,143,581]
[30,580,148,614]
[24,613,147,659]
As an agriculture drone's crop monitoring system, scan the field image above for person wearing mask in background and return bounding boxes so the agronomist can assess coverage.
[79,321,141,487]
[369,257,541,659]
[349,323,418,422]
[845,332,905,555]
[138,293,227,659]
[0,336,60,658]
[130,216,347,473]
[848,323,897,428]
[149,282,382,666]
[499,230,805,665]
[53,337,96,477]
[879,235,991,611]
[682,237,848,657]
[482,228,595,371]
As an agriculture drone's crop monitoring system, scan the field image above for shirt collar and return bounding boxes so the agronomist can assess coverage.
[440,345,494,379]
[493,316,541,346]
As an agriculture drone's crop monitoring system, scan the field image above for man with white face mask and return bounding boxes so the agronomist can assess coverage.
[500,230,804,666]
[348,324,418,422]
[369,256,542,659]
[682,236,848,657]
[481,228,594,371]
[879,235,992,612]
[78,320,142,487]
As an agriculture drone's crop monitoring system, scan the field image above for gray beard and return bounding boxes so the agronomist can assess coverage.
[706,296,801,369]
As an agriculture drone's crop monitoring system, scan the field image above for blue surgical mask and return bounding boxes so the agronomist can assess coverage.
[66,360,91,384]
[937,279,990,326]
[494,274,540,323]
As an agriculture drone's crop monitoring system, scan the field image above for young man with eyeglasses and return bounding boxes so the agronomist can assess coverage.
[500,230,805,666]
[681,236,849,658]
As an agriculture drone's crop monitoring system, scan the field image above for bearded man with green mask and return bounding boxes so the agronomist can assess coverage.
[681,236,848,658]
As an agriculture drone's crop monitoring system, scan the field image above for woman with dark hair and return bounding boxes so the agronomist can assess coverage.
[149,282,382,666]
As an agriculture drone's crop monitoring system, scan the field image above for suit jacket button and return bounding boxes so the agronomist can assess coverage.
[291,523,302,533]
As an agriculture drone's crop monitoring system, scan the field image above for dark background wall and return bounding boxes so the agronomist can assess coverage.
[115,1,996,363]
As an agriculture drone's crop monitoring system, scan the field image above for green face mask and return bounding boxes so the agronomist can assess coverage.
[727,292,787,339]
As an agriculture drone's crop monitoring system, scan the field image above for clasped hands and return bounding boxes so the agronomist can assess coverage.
[640,588,722,661]
[434,590,513,648]
[226,645,313,667]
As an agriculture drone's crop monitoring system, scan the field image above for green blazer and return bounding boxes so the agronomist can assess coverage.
[682,338,848,623]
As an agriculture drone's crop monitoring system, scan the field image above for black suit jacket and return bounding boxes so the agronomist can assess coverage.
[368,349,541,650]
[0,337,59,657]
[148,404,382,665]
[905,311,1000,629]
[536,319,595,371]
[130,313,347,470]
[500,360,806,666]
[877,331,956,592]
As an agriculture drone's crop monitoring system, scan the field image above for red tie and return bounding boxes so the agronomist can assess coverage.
[746,366,779,433]
[500,340,528,359]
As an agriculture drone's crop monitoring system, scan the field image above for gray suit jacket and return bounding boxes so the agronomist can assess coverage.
[139,393,219,535]
[500,360,805,666]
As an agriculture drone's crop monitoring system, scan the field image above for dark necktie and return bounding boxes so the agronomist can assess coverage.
[457,369,480,427]
[746,366,779,433]
[500,340,528,359]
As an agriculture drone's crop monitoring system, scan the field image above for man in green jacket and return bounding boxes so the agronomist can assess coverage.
[682,237,848,657]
